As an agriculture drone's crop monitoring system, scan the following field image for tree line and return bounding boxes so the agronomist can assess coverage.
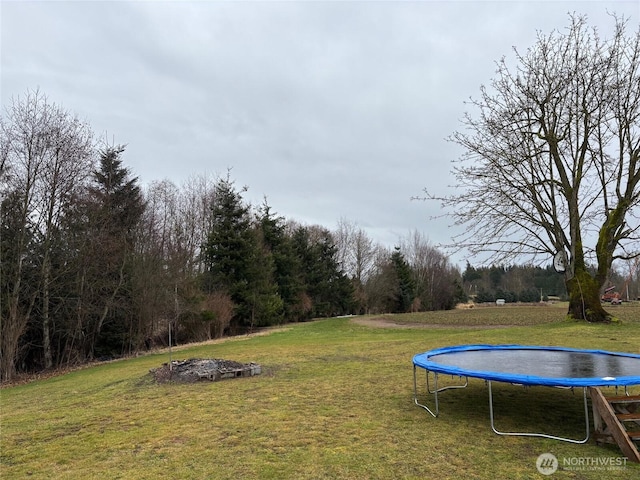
[462,262,639,304]
[0,91,637,381]
[1,90,466,381]
[3,89,638,381]
[463,264,567,303]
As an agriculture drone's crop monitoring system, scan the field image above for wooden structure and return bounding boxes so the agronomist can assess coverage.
[589,387,640,463]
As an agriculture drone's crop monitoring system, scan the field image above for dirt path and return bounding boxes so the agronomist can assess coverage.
[351,316,513,330]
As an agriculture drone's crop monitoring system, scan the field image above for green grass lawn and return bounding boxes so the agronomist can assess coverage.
[2,304,640,479]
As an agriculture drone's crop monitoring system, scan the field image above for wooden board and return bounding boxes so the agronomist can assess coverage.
[589,387,640,463]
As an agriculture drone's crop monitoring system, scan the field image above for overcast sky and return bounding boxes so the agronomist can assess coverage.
[2,1,638,266]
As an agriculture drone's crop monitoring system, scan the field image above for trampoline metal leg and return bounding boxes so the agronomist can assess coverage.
[414,366,439,417]
[413,368,468,418]
[427,372,468,395]
[488,382,590,444]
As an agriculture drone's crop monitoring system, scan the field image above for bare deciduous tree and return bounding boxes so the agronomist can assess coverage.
[133,174,219,348]
[427,15,640,322]
[335,217,378,284]
[179,173,219,275]
[335,218,380,312]
[1,90,93,379]
[132,179,180,349]
[400,230,462,310]
[36,105,93,368]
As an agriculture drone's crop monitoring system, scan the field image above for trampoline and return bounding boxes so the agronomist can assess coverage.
[413,344,640,443]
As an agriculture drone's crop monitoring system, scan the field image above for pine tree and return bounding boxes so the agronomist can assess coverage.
[292,226,354,317]
[204,176,282,330]
[391,248,416,313]
[257,201,305,321]
[83,145,145,358]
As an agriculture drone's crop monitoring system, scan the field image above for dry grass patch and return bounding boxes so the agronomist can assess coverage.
[360,302,640,328]
[2,312,640,479]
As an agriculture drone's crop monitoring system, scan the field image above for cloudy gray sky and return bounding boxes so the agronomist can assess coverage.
[2,1,638,265]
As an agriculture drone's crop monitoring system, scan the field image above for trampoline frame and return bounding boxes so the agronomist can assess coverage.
[413,344,640,444]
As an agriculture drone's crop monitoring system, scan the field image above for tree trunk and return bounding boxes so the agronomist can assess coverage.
[566,268,612,323]
[1,304,26,382]
[42,262,53,369]
[89,257,126,360]
[41,246,56,370]
[64,268,87,367]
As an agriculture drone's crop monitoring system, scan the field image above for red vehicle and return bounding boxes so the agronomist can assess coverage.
[601,286,622,305]
[602,258,639,304]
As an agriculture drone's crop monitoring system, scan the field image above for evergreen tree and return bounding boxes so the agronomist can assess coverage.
[390,248,416,313]
[462,261,482,283]
[257,201,306,321]
[204,176,282,330]
[83,145,145,358]
[292,226,354,317]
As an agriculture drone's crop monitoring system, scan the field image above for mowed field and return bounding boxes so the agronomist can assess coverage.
[2,303,640,479]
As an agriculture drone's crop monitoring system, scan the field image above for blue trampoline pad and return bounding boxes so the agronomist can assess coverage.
[413,344,640,388]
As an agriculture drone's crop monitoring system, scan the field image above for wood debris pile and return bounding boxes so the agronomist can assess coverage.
[151,358,261,383]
